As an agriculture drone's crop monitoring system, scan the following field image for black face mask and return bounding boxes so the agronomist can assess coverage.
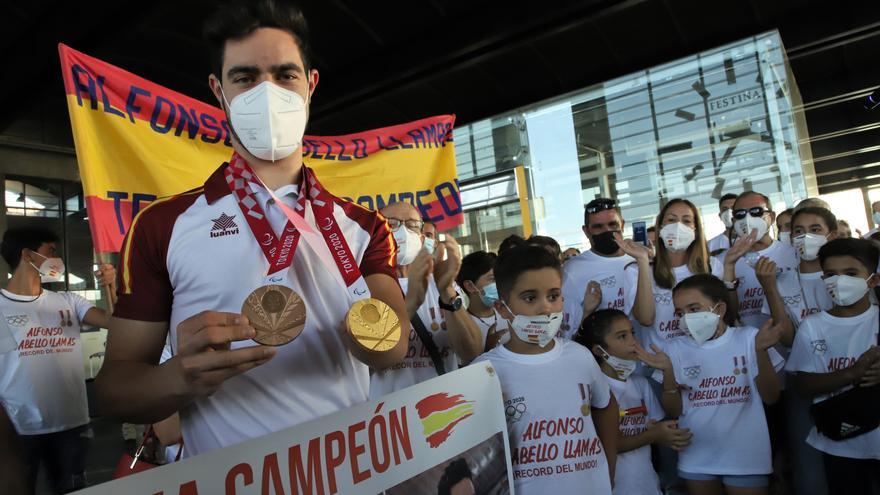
[591,231,620,255]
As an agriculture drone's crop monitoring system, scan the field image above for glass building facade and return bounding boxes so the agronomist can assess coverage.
[449,31,817,254]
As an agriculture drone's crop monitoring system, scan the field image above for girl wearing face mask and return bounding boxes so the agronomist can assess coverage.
[627,199,723,349]
[639,274,785,495]
[786,238,880,494]
[473,246,620,495]
[576,309,693,495]
[457,251,510,351]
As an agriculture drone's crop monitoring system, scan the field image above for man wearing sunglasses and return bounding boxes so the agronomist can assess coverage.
[721,191,799,331]
[561,197,650,339]
[370,202,483,399]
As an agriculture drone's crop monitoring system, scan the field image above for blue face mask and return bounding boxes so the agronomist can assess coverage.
[480,282,499,306]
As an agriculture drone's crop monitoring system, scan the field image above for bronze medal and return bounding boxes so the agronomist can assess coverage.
[346,298,401,353]
[241,285,307,346]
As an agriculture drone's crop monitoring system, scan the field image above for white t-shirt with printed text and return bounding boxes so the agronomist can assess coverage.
[764,270,833,328]
[653,326,785,475]
[467,309,510,352]
[0,289,94,435]
[625,258,723,350]
[606,374,664,495]
[369,277,459,399]
[474,339,613,495]
[785,307,880,460]
[562,250,635,339]
[722,240,799,329]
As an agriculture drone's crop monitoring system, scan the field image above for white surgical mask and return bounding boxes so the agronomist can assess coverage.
[824,274,871,306]
[735,215,769,241]
[873,212,880,225]
[393,227,422,266]
[720,209,734,229]
[659,222,696,252]
[29,252,65,284]
[792,233,827,261]
[502,301,562,348]
[598,346,637,380]
[680,304,721,346]
[222,81,307,162]
[778,231,791,244]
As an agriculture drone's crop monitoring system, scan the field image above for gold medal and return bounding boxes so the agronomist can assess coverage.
[346,298,401,353]
[734,368,741,376]
[581,404,591,416]
[241,285,307,346]
[431,322,440,331]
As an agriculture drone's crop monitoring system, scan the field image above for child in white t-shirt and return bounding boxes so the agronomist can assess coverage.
[473,245,619,495]
[457,251,509,352]
[786,238,880,494]
[576,308,693,495]
[642,273,785,494]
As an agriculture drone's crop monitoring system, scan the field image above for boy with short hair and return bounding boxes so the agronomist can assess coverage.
[473,245,618,494]
[786,238,880,494]
[457,251,509,351]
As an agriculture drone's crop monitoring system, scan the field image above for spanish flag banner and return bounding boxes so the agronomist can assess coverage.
[58,44,462,254]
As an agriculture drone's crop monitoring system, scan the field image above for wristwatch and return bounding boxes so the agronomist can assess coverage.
[438,291,463,312]
[723,278,740,291]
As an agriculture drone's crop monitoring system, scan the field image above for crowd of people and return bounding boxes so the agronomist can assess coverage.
[0,1,878,494]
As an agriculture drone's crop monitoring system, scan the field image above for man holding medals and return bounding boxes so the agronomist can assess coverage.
[96,0,408,457]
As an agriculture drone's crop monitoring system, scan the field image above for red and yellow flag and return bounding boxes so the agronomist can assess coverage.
[58,44,462,253]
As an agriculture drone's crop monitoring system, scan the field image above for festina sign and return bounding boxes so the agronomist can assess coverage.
[709,88,763,111]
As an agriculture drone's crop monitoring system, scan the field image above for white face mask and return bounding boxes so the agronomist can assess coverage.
[824,274,871,306]
[735,215,769,240]
[659,222,696,252]
[29,252,65,284]
[502,301,562,348]
[792,233,827,261]
[873,212,880,226]
[720,209,734,229]
[598,346,637,380]
[680,304,721,346]
[222,81,307,162]
[393,227,422,266]
[778,231,791,244]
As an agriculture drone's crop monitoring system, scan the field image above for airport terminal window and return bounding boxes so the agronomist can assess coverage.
[452,30,811,249]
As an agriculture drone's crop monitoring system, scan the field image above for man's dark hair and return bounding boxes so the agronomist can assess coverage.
[437,458,472,495]
[819,238,880,275]
[498,234,526,254]
[646,226,656,233]
[719,193,738,206]
[574,309,628,349]
[457,251,496,287]
[791,206,837,233]
[204,0,314,79]
[527,235,561,259]
[734,191,772,211]
[673,274,739,326]
[1,228,59,271]
[583,197,622,226]
[495,245,561,299]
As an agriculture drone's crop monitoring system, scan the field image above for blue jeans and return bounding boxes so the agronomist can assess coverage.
[20,424,91,494]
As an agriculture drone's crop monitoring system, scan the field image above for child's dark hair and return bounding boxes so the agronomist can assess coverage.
[498,234,526,254]
[791,206,837,233]
[672,274,739,326]
[1,228,59,270]
[527,235,562,259]
[819,238,879,275]
[494,245,561,299]
[437,458,472,495]
[574,309,628,350]
[456,251,496,286]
